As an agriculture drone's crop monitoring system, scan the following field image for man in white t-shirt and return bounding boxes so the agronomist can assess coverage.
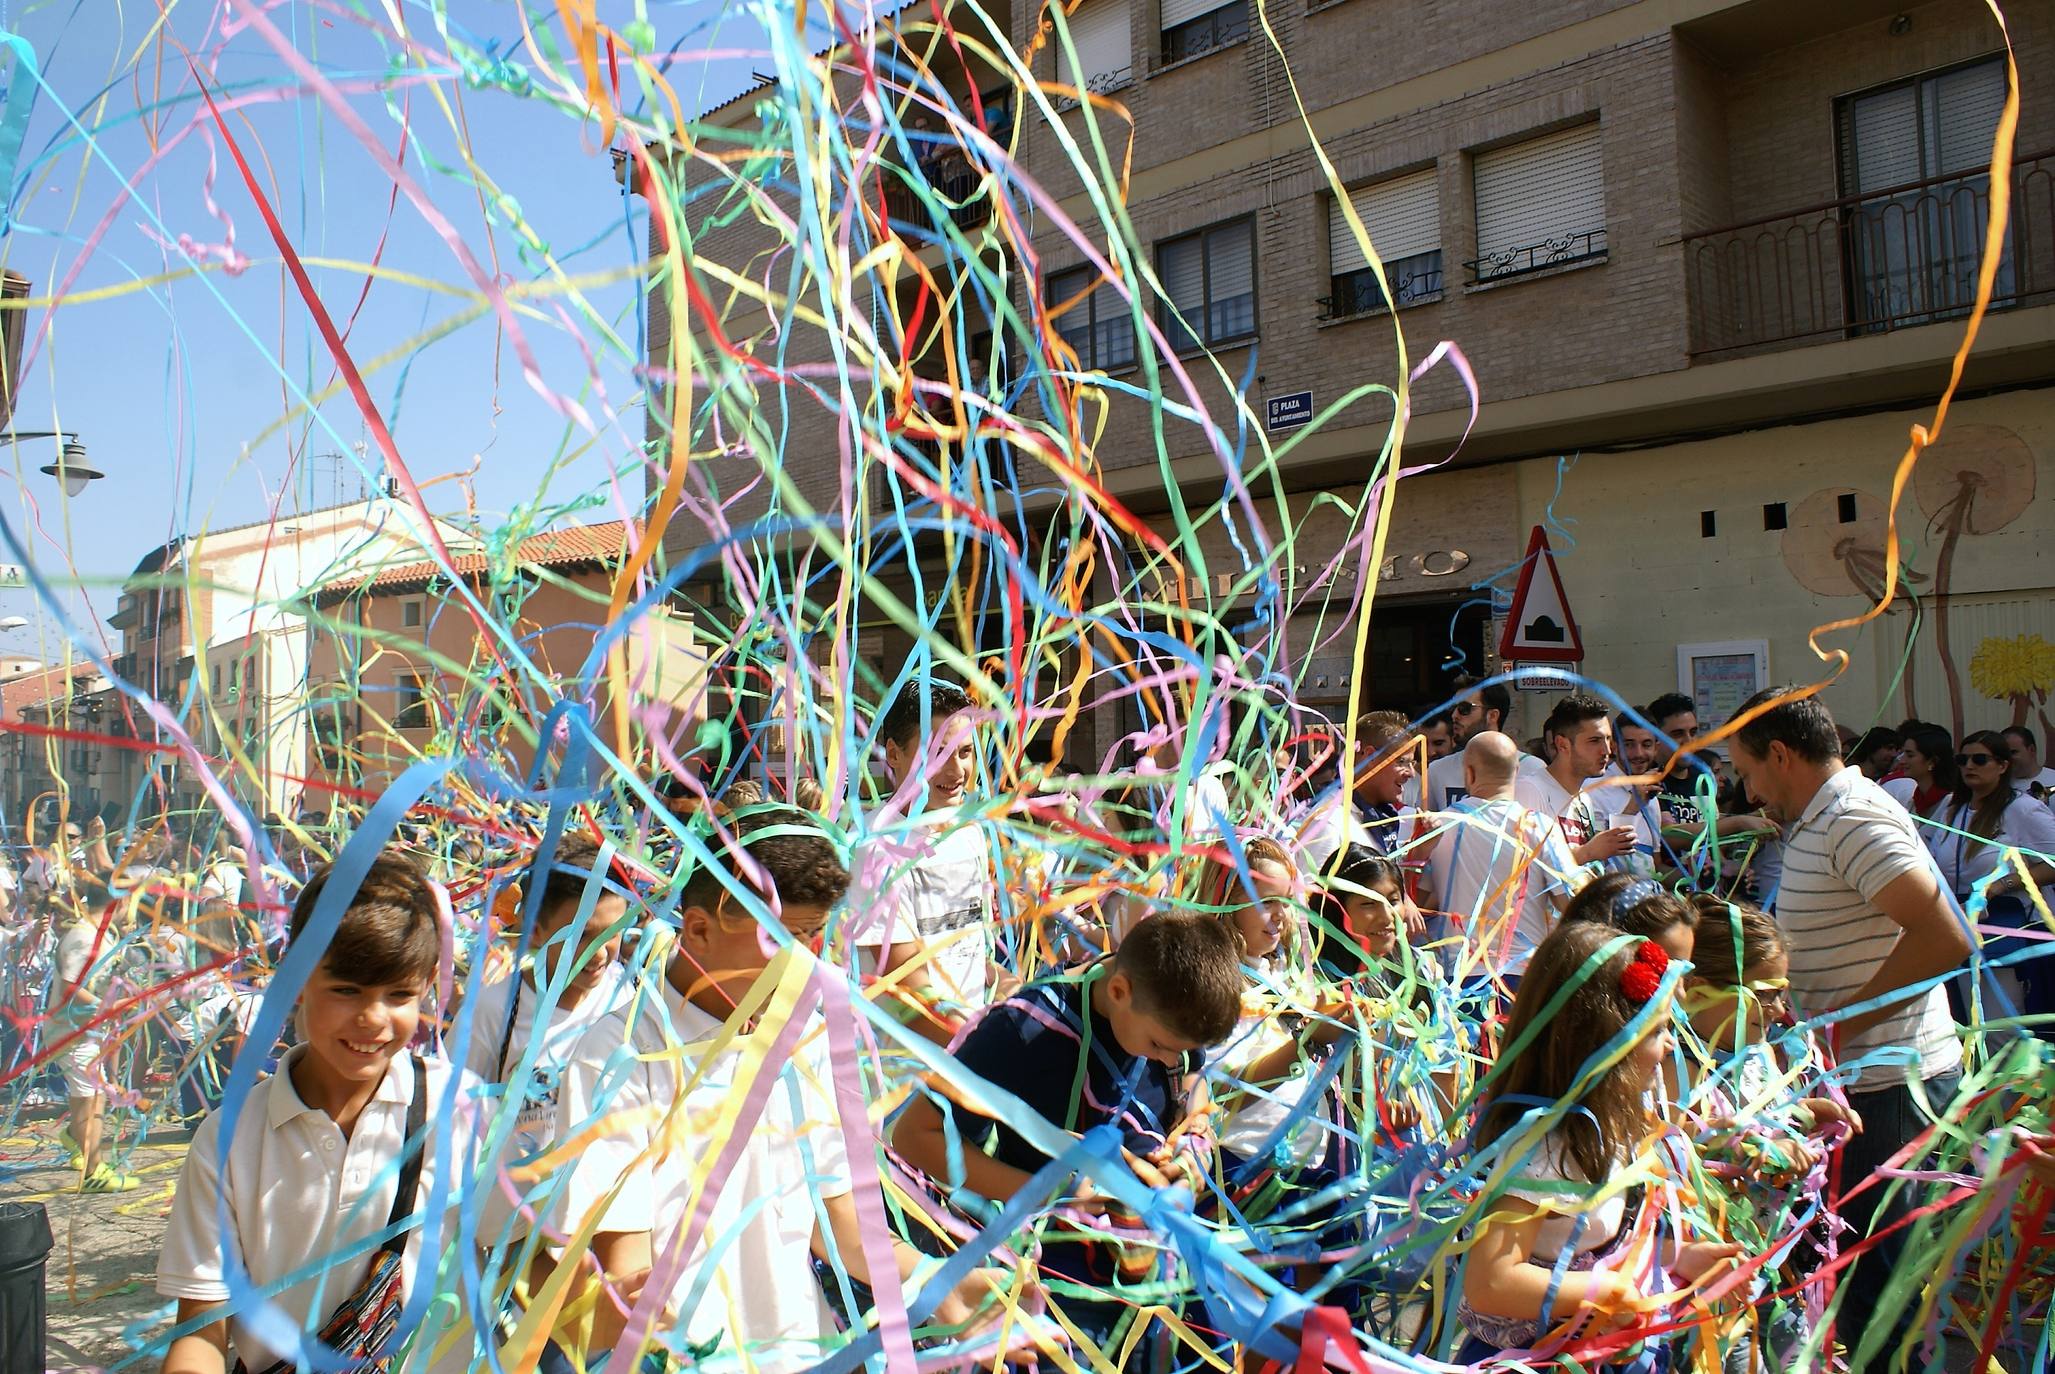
[1514,693,1635,869]
[554,810,1008,1371]
[1429,731,1579,983]
[2002,725,2055,801]
[1423,675,1523,812]
[849,680,1000,1043]
[1729,688,1968,1374]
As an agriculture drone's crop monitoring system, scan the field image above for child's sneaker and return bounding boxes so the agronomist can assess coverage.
[80,1163,141,1193]
[57,1126,83,1165]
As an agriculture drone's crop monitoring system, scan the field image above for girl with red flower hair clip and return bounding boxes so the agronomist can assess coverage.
[1456,922,1741,1369]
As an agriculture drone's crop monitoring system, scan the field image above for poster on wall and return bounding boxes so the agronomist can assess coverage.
[1677,640,1770,736]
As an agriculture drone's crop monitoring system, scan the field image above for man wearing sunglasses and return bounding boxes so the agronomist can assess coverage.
[1422,675,1520,813]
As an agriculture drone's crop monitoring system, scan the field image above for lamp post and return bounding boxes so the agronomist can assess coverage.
[3,432,103,496]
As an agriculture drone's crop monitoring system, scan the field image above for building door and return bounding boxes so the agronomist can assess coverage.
[1363,595,1490,719]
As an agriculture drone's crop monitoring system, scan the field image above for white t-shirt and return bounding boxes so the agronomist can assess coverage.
[555,982,852,1374]
[462,964,634,1242]
[156,1048,481,1374]
[198,858,245,908]
[53,918,116,1031]
[1424,749,1546,812]
[1428,798,1578,977]
[1774,767,1962,1089]
[1924,793,2055,900]
[1210,985,1340,1170]
[1514,767,1604,856]
[849,815,996,1008]
[1499,1134,1629,1265]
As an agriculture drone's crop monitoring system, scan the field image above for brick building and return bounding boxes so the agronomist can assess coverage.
[630,0,2054,766]
[302,522,709,801]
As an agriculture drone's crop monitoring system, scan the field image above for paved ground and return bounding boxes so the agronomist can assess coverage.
[3,1112,187,1374]
[0,1109,2009,1374]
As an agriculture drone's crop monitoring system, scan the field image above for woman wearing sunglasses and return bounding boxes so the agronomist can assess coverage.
[1923,731,2055,1028]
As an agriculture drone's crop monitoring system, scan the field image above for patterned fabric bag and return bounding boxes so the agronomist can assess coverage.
[237,1055,429,1374]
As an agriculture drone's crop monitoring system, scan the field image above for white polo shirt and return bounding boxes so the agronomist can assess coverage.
[157,1047,481,1373]
[1773,766,1962,1091]
[554,980,852,1374]
[462,963,633,1243]
[848,811,996,1009]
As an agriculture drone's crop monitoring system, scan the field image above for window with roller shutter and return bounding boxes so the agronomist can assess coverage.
[1467,123,1607,284]
[1051,0,1132,103]
[1045,264,1137,372]
[1160,0,1249,65]
[1836,54,2010,332]
[1156,217,1257,351]
[1325,167,1442,317]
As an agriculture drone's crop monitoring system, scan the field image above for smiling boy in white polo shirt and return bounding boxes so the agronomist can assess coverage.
[156,850,479,1374]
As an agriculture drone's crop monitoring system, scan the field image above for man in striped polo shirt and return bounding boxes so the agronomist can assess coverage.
[1728,687,1968,1374]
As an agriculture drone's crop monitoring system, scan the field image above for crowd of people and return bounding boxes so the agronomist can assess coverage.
[3,675,2052,1374]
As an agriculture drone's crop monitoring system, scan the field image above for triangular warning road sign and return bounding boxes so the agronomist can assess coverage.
[1499,526,1584,664]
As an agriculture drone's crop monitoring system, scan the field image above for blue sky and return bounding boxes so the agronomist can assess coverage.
[0,0,803,660]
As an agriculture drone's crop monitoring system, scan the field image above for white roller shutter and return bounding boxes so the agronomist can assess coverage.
[1473,123,1605,261]
[1330,168,1439,275]
[1930,59,2006,176]
[1061,0,1131,92]
[1162,0,1233,28]
[1844,83,1920,194]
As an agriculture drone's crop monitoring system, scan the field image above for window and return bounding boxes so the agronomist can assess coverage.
[401,597,424,629]
[1837,55,2010,330]
[1469,123,1606,283]
[395,673,430,731]
[1157,218,1257,351]
[1327,168,1442,316]
[1161,0,1248,64]
[1053,0,1132,101]
[1045,265,1138,371]
[311,696,351,770]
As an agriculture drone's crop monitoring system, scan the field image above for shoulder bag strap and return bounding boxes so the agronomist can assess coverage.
[379,1055,430,1257]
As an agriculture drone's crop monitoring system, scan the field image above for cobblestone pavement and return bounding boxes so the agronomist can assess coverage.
[3,1113,186,1374]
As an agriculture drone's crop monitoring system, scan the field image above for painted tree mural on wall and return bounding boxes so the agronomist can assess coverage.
[1970,633,2055,746]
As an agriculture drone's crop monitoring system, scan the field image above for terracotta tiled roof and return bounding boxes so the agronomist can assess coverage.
[309,521,635,604]
[2,662,102,721]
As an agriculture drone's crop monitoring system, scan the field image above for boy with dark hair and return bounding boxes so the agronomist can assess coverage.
[158,850,478,1374]
[1518,693,1636,867]
[464,834,635,1272]
[892,908,1244,1361]
[850,678,1002,1042]
[554,808,1008,1370]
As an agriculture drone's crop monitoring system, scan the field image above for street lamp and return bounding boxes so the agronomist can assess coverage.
[3,431,103,496]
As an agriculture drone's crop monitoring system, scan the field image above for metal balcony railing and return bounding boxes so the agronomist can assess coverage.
[1320,251,1445,318]
[1464,228,1607,285]
[1684,151,2055,356]
[883,162,993,238]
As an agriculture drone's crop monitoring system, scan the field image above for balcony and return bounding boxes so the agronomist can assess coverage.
[1684,152,2055,357]
[1320,251,1445,319]
[882,156,993,239]
[1465,228,1606,285]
